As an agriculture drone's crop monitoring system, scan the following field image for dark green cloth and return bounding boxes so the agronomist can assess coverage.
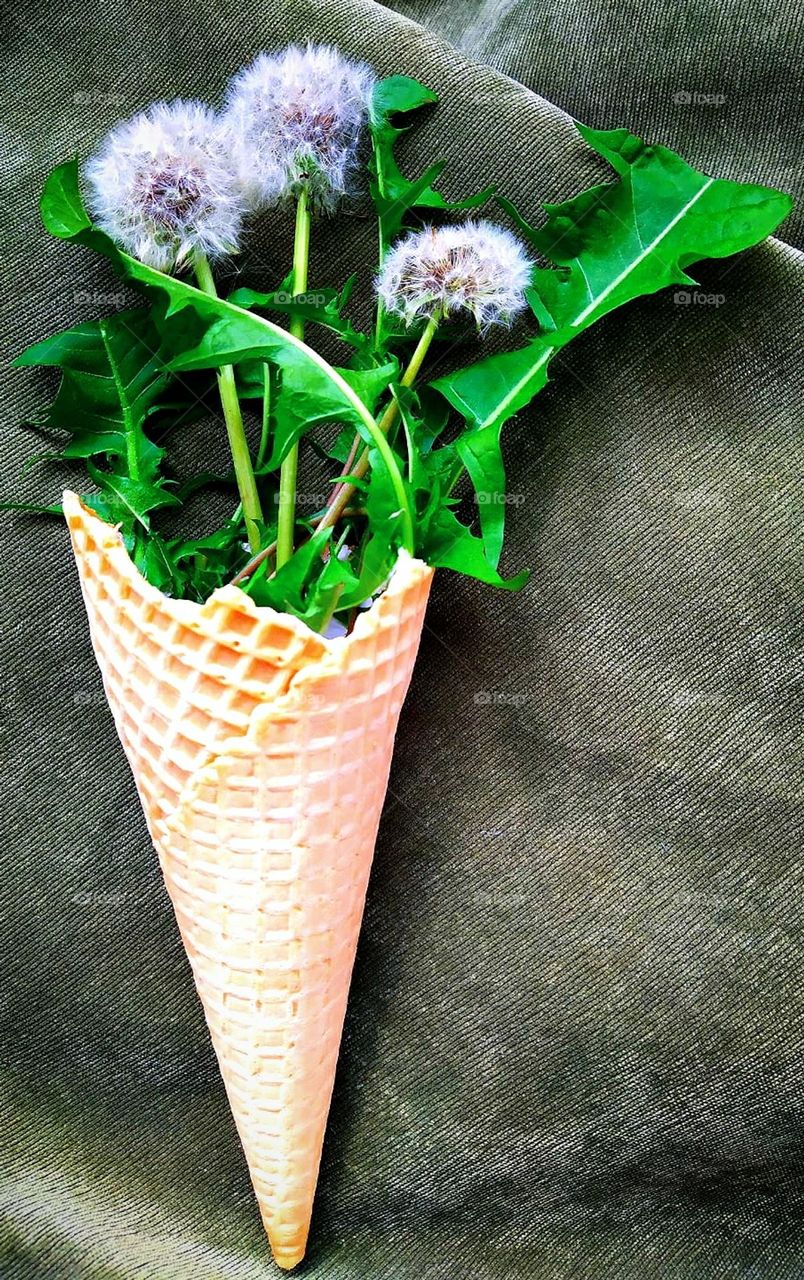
[389,0,804,250]
[1,1,802,1277]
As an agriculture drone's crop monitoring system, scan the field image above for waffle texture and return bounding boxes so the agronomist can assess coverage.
[63,491,433,1269]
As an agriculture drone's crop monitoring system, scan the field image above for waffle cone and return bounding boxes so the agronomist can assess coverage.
[63,492,433,1269]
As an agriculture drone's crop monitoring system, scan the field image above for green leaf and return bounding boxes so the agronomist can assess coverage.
[384,388,459,549]
[326,424,359,464]
[368,76,439,251]
[86,461,178,531]
[37,159,414,551]
[368,76,496,360]
[39,156,94,239]
[132,531,181,595]
[0,501,63,515]
[124,520,250,602]
[367,78,494,352]
[39,161,393,442]
[173,470,235,502]
[368,77,495,279]
[435,125,792,564]
[229,275,372,361]
[277,361,399,472]
[245,524,330,611]
[19,452,69,475]
[455,424,508,568]
[438,127,792,438]
[242,359,398,471]
[393,385,429,491]
[171,524,248,559]
[164,522,248,601]
[418,506,528,590]
[371,75,439,121]
[339,445,411,610]
[301,549,361,632]
[244,523,364,633]
[16,309,171,475]
[392,383,450,475]
[13,306,178,530]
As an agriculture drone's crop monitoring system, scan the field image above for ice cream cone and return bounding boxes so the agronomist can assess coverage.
[63,491,433,1269]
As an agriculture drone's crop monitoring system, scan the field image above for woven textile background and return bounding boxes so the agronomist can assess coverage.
[1,1,802,1277]
[389,0,804,249]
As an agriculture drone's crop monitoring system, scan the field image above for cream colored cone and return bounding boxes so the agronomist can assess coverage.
[63,492,433,1269]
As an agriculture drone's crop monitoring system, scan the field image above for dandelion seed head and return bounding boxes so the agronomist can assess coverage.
[223,44,375,214]
[376,221,533,330]
[85,100,244,271]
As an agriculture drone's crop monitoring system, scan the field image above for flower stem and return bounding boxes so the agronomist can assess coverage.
[372,131,388,350]
[319,311,441,534]
[193,252,263,553]
[401,311,442,386]
[276,187,311,569]
[258,363,271,469]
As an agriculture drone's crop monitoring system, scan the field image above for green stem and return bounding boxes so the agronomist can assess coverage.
[193,253,263,553]
[276,187,311,569]
[373,143,387,350]
[375,296,385,351]
[445,456,468,497]
[226,290,418,587]
[99,319,141,483]
[403,311,441,384]
[374,225,387,350]
[320,311,442,535]
[333,311,441,502]
[317,581,345,636]
[257,363,271,469]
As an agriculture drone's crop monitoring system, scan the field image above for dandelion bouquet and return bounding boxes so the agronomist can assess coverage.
[8,42,792,1269]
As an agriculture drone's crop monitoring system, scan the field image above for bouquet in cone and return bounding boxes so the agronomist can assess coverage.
[7,42,791,1269]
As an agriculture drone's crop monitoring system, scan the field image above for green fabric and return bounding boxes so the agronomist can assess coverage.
[1,1,802,1276]
[388,0,804,250]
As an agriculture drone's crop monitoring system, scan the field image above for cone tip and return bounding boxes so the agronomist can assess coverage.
[266,1218,309,1272]
[270,1244,307,1270]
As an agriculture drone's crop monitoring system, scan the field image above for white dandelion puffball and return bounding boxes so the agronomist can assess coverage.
[376,221,534,330]
[85,100,245,272]
[223,44,375,214]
